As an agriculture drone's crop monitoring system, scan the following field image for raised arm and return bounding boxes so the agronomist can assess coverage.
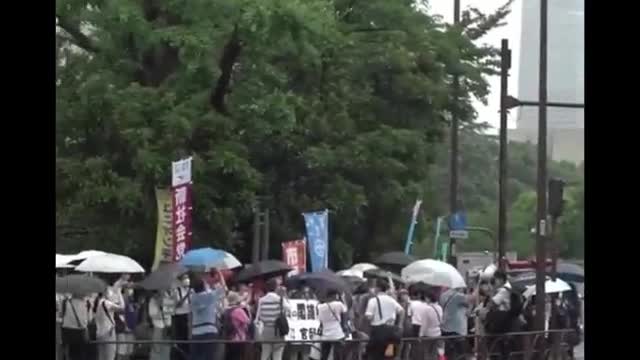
[216,269,228,292]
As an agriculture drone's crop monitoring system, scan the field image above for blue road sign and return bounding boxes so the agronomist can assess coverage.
[449,212,467,231]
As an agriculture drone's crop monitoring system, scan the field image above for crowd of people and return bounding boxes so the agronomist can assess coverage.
[56,268,583,360]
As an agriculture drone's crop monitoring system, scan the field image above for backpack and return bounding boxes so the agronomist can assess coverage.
[221,307,237,339]
[133,299,153,340]
[61,298,92,344]
[508,289,524,317]
[484,287,523,334]
[222,306,255,339]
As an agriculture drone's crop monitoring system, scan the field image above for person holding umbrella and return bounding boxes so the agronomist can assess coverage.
[117,284,138,360]
[439,286,475,360]
[190,270,227,360]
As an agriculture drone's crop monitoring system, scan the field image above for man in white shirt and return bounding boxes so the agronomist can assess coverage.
[364,280,404,360]
[491,271,511,312]
[105,273,127,357]
[486,270,516,360]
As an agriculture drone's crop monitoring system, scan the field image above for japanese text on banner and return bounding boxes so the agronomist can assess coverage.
[284,299,321,342]
[282,240,307,276]
[302,210,329,272]
[171,184,193,262]
[153,189,173,270]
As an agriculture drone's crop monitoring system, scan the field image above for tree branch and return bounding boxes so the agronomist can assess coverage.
[209,24,243,116]
[56,15,100,53]
[461,0,514,40]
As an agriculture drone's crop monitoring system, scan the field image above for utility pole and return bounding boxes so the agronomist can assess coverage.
[448,0,461,268]
[498,39,511,270]
[252,197,270,263]
[548,178,565,359]
[251,199,262,264]
[261,210,270,260]
[535,0,549,335]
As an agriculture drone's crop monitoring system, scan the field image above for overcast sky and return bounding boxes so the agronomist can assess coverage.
[428,0,523,133]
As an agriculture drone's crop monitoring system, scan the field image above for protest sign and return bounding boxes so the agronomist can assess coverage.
[284,299,321,341]
[282,240,307,276]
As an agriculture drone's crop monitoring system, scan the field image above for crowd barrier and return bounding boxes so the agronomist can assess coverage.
[77,329,578,360]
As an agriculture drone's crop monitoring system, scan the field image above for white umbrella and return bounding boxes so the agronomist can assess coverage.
[56,254,77,268]
[523,278,572,298]
[216,251,242,270]
[337,269,364,279]
[75,253,145,274]
[402,259,466,288]
[350,263,378,272]
[68,250,109,263]
[481,264,498,280]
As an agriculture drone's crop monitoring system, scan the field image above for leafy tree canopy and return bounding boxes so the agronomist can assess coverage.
[56,0,577,270]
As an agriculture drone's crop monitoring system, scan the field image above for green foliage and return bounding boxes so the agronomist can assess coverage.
[421,128,584,259]
[56,0,520,268]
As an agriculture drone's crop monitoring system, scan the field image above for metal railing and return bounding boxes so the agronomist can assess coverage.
[58,329,580,360]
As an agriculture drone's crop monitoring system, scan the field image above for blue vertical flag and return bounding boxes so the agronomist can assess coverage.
[303,210,329,272]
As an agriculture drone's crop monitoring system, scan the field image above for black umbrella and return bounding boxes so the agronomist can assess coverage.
[286,270,350,296]
[234,260,292,283]
[555,262,584,283]
[509,272,537,293]
[341,275,366,290]
[137,263,188,290]
[373,251,416,268]
[56,274,108,296]
[363,268,404,285]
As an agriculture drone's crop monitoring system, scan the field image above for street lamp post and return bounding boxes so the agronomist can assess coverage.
[498,39,511,270]
[505,96,584,109]
[448,0,461,268]
[251,197,270,263]
[501,8,583,336]
[535,0,549,335]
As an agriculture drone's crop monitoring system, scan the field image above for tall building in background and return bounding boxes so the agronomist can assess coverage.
[509,0,584,164]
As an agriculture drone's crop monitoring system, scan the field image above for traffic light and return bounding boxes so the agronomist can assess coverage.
[548,178,565,218]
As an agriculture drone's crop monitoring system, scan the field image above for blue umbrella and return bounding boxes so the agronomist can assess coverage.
[181,248,227,269]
